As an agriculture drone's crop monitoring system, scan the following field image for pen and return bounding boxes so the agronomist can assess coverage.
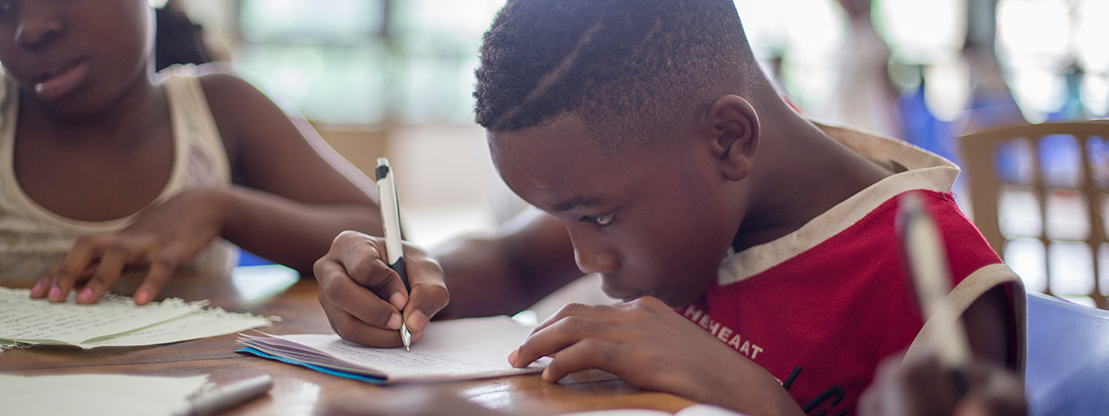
[898,193,971,396]
[376,157,412,352]
[171,375,273,416]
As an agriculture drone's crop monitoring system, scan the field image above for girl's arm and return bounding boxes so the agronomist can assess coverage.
[198,67,382,271]
[33,67,383,305]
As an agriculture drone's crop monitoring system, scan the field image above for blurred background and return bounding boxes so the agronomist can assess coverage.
[154,0,1106,304]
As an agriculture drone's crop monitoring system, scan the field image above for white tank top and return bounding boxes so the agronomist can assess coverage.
[0,65,236,279]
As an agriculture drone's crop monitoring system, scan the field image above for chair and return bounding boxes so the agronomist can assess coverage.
[1025,292,1109,416]
[958,121,1109,308]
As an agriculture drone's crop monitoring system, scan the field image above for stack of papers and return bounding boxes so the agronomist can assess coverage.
[0,287,271,349]
[238,316,547,383]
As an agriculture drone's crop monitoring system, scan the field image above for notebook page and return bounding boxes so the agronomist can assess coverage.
[0,287,201,345]
[243,316,547,383]
[80,306,271,348]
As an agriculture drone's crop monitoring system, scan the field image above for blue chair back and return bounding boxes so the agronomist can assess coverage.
[1026,292,1109,415]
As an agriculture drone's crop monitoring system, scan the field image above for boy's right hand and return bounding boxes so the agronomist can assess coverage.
[314,231,449,348]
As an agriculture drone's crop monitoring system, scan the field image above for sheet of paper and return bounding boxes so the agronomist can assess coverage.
[80,306,271,348]
[240,316,548,383]
[0,287,200,345]
[0,374,208,416]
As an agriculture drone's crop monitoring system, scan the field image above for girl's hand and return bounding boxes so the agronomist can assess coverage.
[29,187,230,305]
[508,297,804,416]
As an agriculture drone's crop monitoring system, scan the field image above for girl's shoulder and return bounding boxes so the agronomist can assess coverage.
[159,63,281,167]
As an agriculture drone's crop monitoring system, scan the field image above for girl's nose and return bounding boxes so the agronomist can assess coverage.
[15,6,65,51]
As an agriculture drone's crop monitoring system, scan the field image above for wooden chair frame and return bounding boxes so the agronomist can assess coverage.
[959,121,1109,308]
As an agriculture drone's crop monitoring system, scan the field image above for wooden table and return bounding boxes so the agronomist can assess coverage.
[1,269,693,415]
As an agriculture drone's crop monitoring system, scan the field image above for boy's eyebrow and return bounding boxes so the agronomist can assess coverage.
[552,195,605,213]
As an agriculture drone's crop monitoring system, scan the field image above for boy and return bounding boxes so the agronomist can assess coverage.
[314,1,1024,414]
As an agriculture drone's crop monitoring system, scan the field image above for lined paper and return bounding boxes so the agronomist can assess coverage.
[0,287,270,348]
[240,316,548,383]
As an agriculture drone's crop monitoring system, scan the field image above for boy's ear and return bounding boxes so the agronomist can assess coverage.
[704,95,760,181]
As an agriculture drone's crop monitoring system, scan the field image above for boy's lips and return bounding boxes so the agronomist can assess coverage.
[34,59,90,100]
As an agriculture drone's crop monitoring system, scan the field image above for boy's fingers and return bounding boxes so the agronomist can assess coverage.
[333,238,409,310]
[404,282,449,331]
[334,231,383,272]
[346,258,409,310]
[318,261,403,330]
[319,300,405,348]
[534,303,611,333]
[539,338,619,382]
[513,316,613,368]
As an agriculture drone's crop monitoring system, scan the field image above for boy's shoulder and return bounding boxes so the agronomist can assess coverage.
[720,123,967,283]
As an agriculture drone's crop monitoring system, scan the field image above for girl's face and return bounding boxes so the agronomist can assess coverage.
[0,0,154,117]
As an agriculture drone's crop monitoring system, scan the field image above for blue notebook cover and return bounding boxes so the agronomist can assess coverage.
[236,347,386,384]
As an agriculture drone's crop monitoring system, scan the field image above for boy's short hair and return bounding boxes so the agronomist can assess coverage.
[474,0,762,145]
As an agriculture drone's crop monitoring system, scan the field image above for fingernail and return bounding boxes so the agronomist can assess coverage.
[31,283,42,295]
[78,288,94,303]
[542,368,552,381]
[387,313,402,330]
[48,286,61,300]
[508,348,519,365]
[388,292,406,310]
[135,290,150,304]
[406,310,427,331]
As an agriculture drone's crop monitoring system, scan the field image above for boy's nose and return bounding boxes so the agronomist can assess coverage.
[15,8,65,51]
[571,238,620,275]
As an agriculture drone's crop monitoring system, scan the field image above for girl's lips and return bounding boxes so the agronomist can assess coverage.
[34,60,90,100]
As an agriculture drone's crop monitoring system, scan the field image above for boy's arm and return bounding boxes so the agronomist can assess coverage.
[962,285,1014,369]
[434,208,582,318]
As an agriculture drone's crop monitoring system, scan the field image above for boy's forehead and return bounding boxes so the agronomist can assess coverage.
[487,114,651,204]
[487,111,672,162]
[488,113,598,172]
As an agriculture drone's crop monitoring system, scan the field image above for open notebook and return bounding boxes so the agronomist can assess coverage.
[0,287,271,349]
[238,316,548,383]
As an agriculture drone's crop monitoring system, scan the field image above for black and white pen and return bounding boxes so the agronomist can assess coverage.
[375,157,412,352]
[898,192,971,395]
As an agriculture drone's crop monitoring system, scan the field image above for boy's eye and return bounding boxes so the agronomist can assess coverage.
[580,212,615,226]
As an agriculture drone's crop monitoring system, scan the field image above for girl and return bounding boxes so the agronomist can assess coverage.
[0,0,382,304]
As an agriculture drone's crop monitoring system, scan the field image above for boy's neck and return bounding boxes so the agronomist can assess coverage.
[731,103,892,253]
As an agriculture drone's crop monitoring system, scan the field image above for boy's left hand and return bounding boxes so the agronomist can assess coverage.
[29,187,229,305]
[509,296,804,416]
